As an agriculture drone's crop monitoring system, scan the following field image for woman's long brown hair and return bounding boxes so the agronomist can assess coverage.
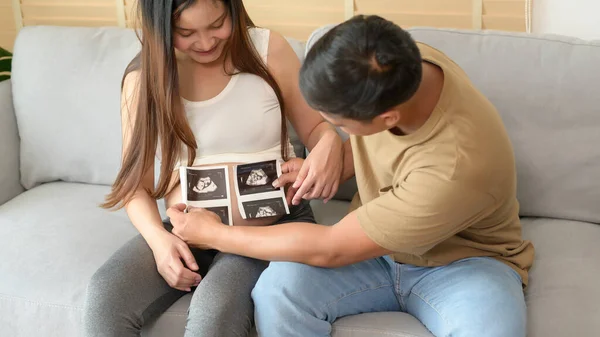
[102,0,288,209]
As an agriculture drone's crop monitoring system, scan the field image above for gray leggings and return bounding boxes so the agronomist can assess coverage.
[83,202,315,337]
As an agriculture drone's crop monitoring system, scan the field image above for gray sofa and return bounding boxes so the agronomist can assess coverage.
[1,25,599,337]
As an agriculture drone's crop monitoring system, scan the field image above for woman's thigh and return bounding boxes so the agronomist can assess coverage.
[84,220,217,337]
[84,231,186,336]
[186,252,268,337]
[184,201,315,337]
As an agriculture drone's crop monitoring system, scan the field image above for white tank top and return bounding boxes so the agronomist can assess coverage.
[173,27,295,168]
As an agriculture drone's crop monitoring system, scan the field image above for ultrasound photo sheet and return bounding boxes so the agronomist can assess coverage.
[179,160,289,223]
[234,160,290,220]
[179,165,233,225]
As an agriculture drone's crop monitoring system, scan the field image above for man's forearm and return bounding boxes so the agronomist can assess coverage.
[208,222,335,267]
[340,139,355,183]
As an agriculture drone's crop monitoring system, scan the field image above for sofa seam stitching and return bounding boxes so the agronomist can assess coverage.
[0,293,83,311]
[409,28,600,47]
[334,326,424,337]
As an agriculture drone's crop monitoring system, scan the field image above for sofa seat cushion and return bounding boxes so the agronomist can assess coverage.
[0,182,137,336]
[331,313,434,337]
[4,182,597,337]
[522,218,600,337]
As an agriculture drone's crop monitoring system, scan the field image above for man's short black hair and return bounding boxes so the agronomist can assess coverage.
[300,15,423,121]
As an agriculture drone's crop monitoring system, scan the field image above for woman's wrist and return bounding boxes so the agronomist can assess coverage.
[142,225,171,250]
[306,122,338,151]
[321,126,341,143]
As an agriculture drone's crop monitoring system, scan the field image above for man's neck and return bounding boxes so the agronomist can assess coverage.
[392,61,445,135]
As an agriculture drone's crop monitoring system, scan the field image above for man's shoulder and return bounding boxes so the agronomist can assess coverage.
[416,42,456,68]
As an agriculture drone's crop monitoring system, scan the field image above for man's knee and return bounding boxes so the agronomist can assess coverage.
[449,292,526,337]
[252,262,317,308]
[456,310,526,337]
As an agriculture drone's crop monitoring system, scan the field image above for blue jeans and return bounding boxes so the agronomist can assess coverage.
[252,256,526,337]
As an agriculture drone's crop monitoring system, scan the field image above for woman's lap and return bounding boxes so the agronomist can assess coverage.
[84,201,315,337]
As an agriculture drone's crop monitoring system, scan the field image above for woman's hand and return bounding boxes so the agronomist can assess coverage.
[148,231,202,292]
[275,131,343,205]
[168,204,223,250]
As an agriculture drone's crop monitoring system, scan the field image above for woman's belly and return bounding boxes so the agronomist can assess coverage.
[165,162,283,227]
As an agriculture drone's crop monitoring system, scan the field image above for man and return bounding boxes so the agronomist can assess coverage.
[168,15,534,337]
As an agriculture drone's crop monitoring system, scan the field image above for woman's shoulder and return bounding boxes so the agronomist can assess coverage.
[247,27,271,63]
[121,69,142,108]
[122,69,141,91]
[247,27,301,65]
[247,26,271,39]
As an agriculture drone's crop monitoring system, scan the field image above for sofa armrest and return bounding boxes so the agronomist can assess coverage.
[0,80,24,205]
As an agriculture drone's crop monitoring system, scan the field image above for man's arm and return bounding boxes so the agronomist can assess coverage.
[206,212,392,268]
[170,168,495,267]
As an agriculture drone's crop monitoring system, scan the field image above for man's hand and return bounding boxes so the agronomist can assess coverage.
[167,204,223,249]
[274,133,343,205]
[273,158,305,205]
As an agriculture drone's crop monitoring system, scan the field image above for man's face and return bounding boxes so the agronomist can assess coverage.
[319,112,390,136]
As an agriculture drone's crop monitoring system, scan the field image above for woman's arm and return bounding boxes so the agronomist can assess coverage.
[340,139,355,183]
[266,31,336,151]
[120,71,169,245]
[119,72,201,291]
[266,31,344,203]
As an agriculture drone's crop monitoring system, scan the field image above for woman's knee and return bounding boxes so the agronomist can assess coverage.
[185,254,264,337]
[85,264,121,311]
[83,265,134,335]
[83,236,157,333]
[210,252,267,277]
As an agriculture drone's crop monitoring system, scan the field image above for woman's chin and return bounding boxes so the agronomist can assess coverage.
[188,47,223,65]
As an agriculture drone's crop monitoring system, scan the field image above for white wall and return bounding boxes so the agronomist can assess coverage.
[533,0,600,39]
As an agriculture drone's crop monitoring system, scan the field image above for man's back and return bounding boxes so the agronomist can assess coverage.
[351,43,534,285]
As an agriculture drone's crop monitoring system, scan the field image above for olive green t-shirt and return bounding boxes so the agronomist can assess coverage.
[351,43,534,286]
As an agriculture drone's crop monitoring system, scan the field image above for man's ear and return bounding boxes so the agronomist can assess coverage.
[377,110,400,128]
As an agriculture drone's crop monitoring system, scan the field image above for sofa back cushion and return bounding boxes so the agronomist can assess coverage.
[306,25,600,224]
[11,26,307,189]
[12,26,139,189]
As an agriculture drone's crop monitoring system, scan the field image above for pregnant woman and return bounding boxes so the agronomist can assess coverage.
[82,0,343,336]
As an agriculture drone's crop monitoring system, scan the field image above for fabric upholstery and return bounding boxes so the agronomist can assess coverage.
[0,80,23,205]
[310,199,351,225]
[332,313,434,337]
[0,183,167,336]
[3,183,600,336]
[11,26,140,189]
[522,217,600,336]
